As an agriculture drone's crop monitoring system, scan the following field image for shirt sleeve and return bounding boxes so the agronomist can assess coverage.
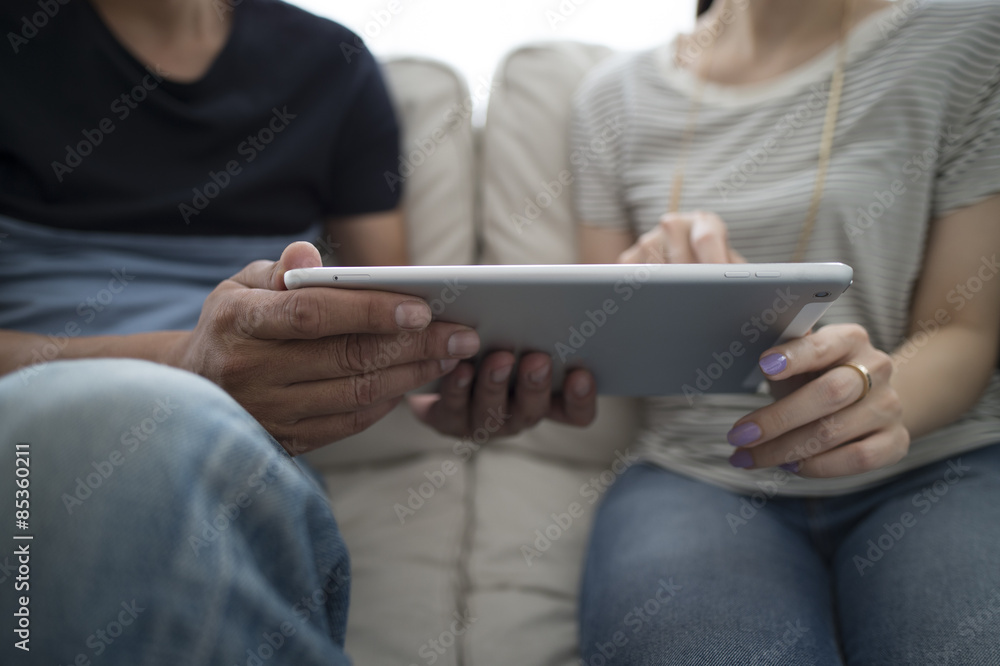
[933,60,1000,219]
[570,66,630,230]
[326,43,402,217]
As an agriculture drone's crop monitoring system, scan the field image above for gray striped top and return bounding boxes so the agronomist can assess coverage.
[571,0,1000,496]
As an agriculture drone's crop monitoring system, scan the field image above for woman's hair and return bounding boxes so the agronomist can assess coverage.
[697,0,715,16]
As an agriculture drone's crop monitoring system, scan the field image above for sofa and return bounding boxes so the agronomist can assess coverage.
[302,42,645,665]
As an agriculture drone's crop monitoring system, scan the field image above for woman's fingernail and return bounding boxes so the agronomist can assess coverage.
[447,331,480,357]
[759,353,788,376]
[528,363,551,386]
[727,422,762,447]
[779,462,801,474]
[439,358,459,373]
[491,364,513,384]
[396,301,432,329]
[729,450,754,469]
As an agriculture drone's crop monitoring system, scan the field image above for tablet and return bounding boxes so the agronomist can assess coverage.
[284,263,853,397]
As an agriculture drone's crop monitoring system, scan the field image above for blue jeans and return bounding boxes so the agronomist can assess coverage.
[0,359,351,665]
[580,452,1000,665]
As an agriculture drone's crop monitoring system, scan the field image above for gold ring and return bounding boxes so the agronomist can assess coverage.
[839,362,872,405]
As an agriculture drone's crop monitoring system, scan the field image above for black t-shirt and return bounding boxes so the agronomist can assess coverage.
[0,0,401,235]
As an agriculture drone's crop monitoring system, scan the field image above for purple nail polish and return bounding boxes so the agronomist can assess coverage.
[727,422,762,447]
[760,354,788,376]
[779,462,800,474]
[730,450,754,469]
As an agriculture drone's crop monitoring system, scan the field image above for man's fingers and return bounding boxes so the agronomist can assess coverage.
[261,323,479,383]
[277,358,465,421]
[230,241,323,291]
[407,362,477,437]
[508,353,554,430]
[230,287,437,341]
[470,351,515,434]
[549,368,597,426]
[274,398,403,455]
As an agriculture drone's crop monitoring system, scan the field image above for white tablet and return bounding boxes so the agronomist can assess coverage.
[284,263,853,397]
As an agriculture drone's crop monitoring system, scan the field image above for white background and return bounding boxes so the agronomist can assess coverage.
[287,0,698,117]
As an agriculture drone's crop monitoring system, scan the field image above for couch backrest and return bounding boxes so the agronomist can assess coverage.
[480,42,612,265]
[381,57,478,266]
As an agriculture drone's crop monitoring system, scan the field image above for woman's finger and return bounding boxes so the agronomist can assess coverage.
[757,324,889,382]
[795,426,910,478]
[729,400,879,469]
[688,211,731,263]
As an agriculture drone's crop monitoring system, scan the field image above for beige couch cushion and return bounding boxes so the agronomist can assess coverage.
[323,456,472,666]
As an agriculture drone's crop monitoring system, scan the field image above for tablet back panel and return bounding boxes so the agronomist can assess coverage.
[285,263,853,397]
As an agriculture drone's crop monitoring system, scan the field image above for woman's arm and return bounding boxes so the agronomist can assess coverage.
[891,194,1000,438]
[729,195,1000,477]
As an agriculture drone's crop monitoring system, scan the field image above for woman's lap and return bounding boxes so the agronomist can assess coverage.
[580,445,1000,665]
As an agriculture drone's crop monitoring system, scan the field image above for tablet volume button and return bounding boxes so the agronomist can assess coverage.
[755,271,781,278]
[725,271,751,278]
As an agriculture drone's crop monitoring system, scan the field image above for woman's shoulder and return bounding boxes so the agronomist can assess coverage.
[893,0,1000,47]
[573,47,666,114]
[871,0,1000,95]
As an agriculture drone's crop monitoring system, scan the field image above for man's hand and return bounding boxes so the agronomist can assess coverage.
[168,241,481,454]
[408,351,597,439]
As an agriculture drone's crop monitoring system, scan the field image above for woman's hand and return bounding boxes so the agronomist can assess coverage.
[617,211,746,264]
[726,324,910,477]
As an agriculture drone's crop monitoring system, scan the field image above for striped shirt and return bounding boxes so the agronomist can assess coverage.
[571,0,1000,496]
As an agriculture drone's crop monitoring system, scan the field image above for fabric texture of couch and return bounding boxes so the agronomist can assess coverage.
[304,43,642,666]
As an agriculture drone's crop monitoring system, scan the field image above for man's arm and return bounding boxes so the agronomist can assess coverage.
[0,242,481,454]
[0,330,186,380]
[324,208,406,267]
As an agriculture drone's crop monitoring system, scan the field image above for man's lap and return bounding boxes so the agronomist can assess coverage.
[0,359,352,665]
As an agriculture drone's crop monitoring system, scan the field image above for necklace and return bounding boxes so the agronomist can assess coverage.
[669,0,856,262]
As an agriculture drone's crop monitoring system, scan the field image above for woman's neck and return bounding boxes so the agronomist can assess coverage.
[686,0,891,85]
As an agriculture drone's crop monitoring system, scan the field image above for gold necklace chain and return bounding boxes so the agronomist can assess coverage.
[669,0,856,263]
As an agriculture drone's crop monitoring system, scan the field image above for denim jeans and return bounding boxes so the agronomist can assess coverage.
[0,359,351,665]
[580,450,1000,665]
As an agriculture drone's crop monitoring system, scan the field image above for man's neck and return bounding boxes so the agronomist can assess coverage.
[88,0,232,82]
[90,0,222,37]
